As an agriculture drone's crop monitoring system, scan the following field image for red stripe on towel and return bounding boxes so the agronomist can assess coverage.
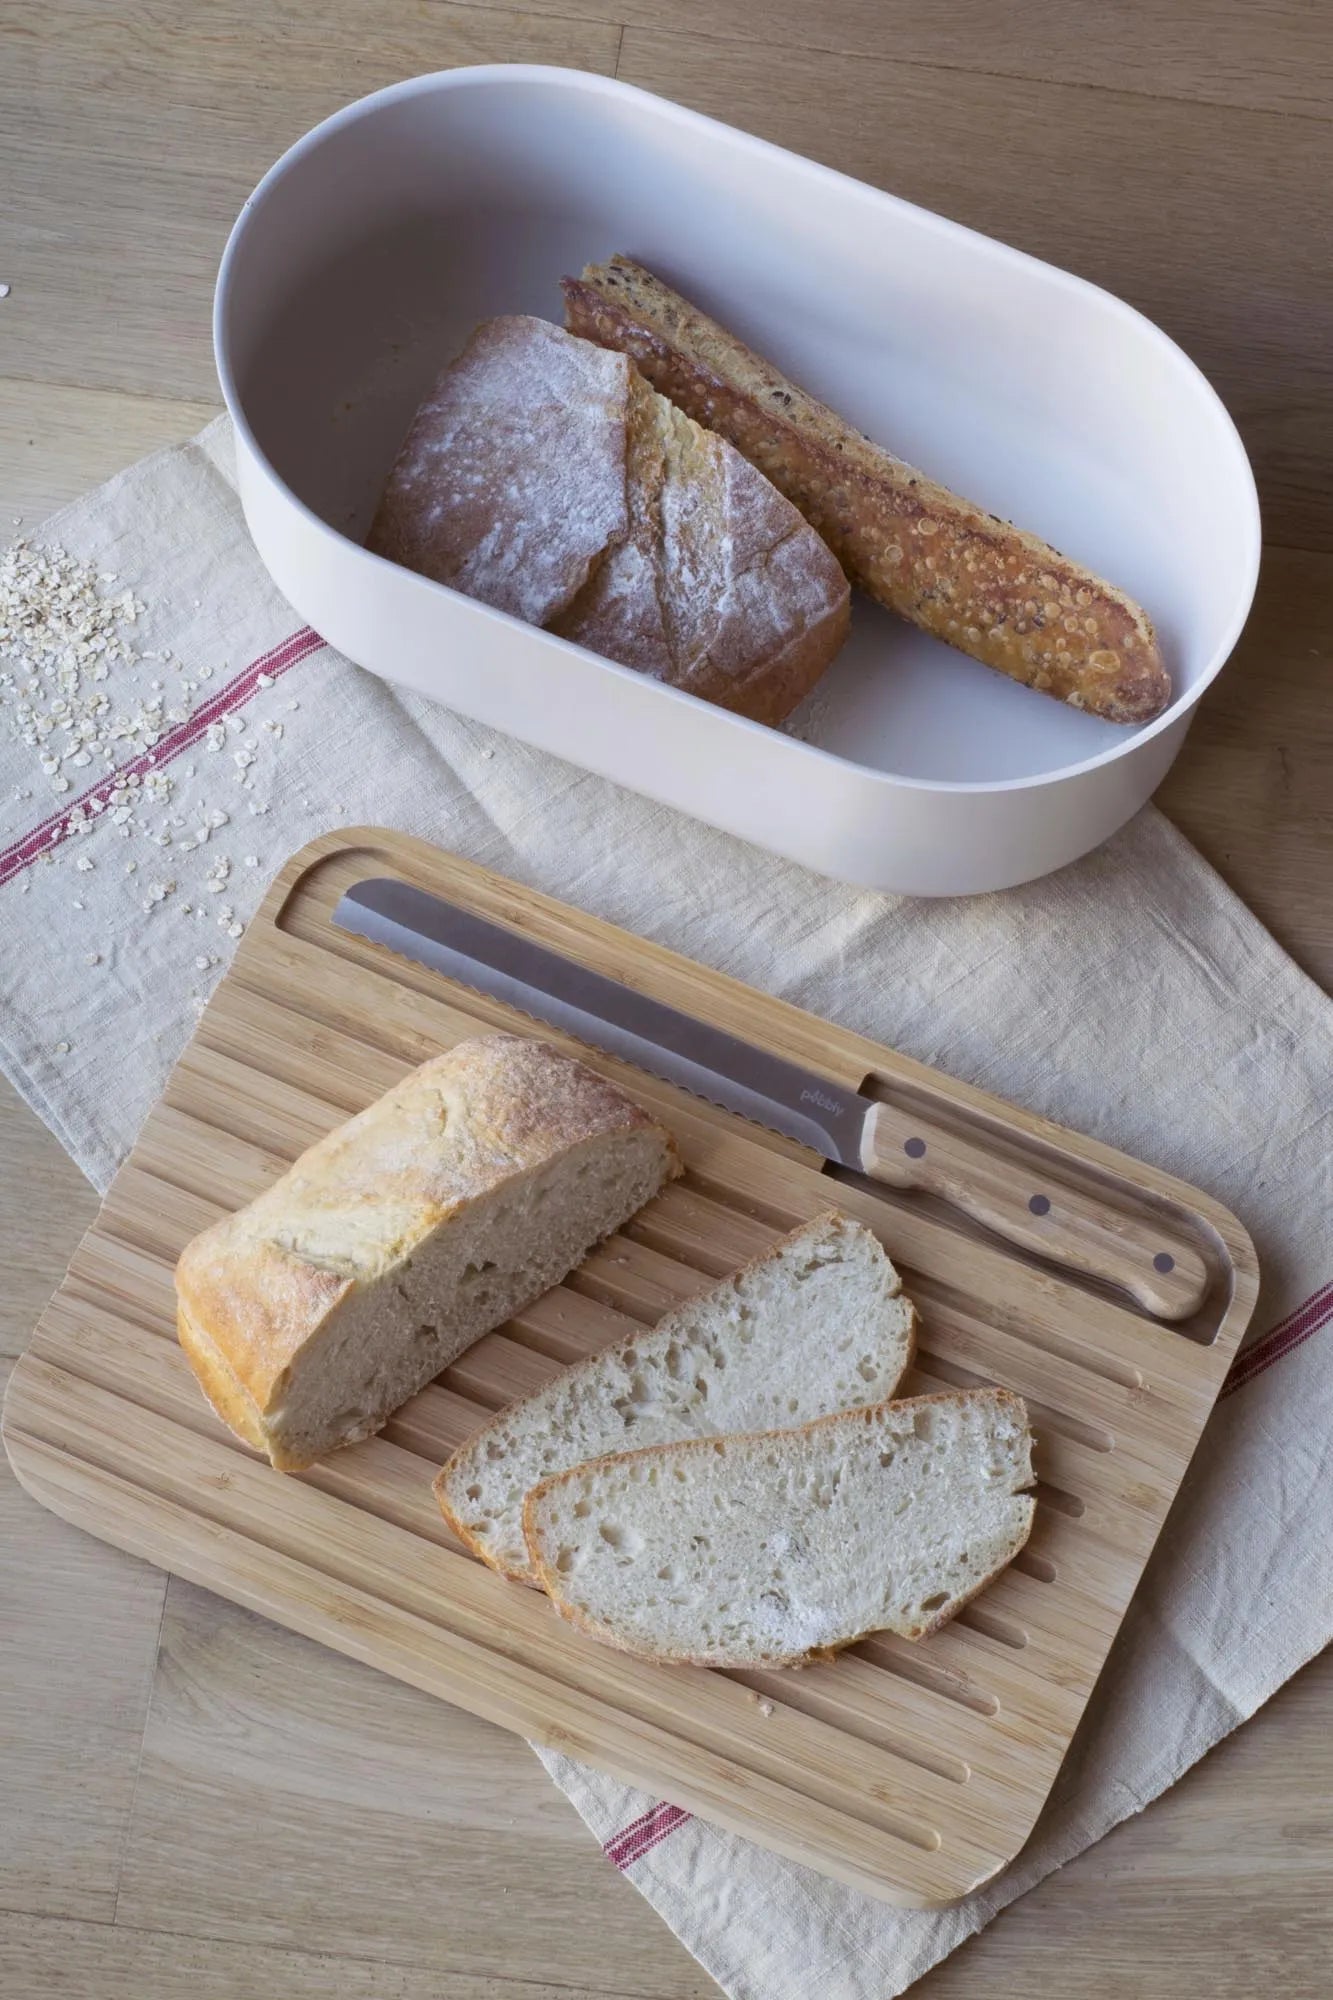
[0,625,324,886]
[605,1803,691,1870]
[1222,1282,1333,1397]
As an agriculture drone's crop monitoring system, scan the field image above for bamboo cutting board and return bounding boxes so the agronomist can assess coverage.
[2,830,1257,1907]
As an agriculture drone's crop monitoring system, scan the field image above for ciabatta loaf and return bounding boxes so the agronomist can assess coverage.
[367,315,850,727]
[435,1210,916,1582]
[563,259,1169,725]
[524,1389,1035,1667]
[176,1035,679,1472]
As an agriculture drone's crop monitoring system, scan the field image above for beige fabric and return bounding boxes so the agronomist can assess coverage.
[2,419,1330,1999]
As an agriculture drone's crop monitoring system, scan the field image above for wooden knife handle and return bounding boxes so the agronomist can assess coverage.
[860,1102,1208,1321]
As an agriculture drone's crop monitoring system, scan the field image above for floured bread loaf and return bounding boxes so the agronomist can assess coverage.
[367,315,850,726]
[175,1035,680,1472]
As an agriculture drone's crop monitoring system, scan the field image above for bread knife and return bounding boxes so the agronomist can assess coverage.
[333,876,1208,1321]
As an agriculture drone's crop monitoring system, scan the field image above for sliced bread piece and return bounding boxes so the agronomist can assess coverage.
[523,1388,1035,1667]
[435,1210,916,1582]
[176,1034,680,1472]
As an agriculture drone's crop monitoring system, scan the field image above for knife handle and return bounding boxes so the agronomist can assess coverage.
[860,1102,1208,1321]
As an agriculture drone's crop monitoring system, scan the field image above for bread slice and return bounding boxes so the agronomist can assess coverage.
[366,314,850,727]
[563,258,1170,725]
[176,1035,680,1472]
[523,1389,1035,1667]
[435,1210,916,1583]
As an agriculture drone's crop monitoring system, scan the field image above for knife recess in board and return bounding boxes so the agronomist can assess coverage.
[332,876,1209,1322]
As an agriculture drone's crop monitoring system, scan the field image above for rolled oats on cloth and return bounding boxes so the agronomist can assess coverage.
[2,418,1330,1999]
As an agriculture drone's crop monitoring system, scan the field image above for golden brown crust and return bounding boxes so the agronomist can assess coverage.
[523,1389,1033,1666]
[564,260,1170,725]
[176,1300,272,1458]
[175,1034,679,1461]
[434,1207,914,1577]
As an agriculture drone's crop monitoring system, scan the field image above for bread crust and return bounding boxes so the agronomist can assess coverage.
[564,260,1170,724]
[367,314,849,726]
[175,1034,680,1467]
[433,1206,918,1578]
[523,1389,1034,1666]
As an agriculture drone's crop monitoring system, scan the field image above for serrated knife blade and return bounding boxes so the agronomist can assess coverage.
[332,876,873,1164]
[328,874,1211,1324]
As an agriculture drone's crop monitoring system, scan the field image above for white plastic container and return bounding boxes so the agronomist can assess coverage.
[214,66,1260,896]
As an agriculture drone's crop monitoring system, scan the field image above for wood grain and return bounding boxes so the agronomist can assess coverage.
[617,30,1333,553]
[0,1079,99,1360]
[0,380,218,533]
[110,1580,715,1997]
[1,829,1258,1909]
[0,1906,659,2000]
[2,3,1332,1992]
[0,1355,167,1922]
[915,1647,1333,1997]
[0,1,620,405]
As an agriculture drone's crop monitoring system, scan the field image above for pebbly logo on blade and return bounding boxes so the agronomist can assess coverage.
[800,1086,846,1115]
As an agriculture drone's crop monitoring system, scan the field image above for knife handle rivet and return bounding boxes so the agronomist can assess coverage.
[1028,1193,1051,1216]
[903,1137,927,1159]
[1154,1252,1176,1274]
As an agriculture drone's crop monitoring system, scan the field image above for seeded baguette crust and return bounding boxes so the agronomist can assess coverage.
[523,1389,1035,1668]
[175,1034,680,1472]
[563,258,1170,724]
[435,1209,917,1582]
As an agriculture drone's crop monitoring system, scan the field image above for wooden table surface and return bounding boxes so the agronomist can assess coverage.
[2,7,1331,1996]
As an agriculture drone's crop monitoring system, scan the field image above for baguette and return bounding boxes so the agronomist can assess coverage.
[524,1389,1035,1667]
[563,258,1169,724]
[367,315,850,727]
[435,1210,917,1583]
[175,1035,680,1472]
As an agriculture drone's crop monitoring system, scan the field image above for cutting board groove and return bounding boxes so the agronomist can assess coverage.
[3,830,1256,1906]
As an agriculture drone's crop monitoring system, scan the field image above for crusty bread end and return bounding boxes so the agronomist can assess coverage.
[564,258,1169,725]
